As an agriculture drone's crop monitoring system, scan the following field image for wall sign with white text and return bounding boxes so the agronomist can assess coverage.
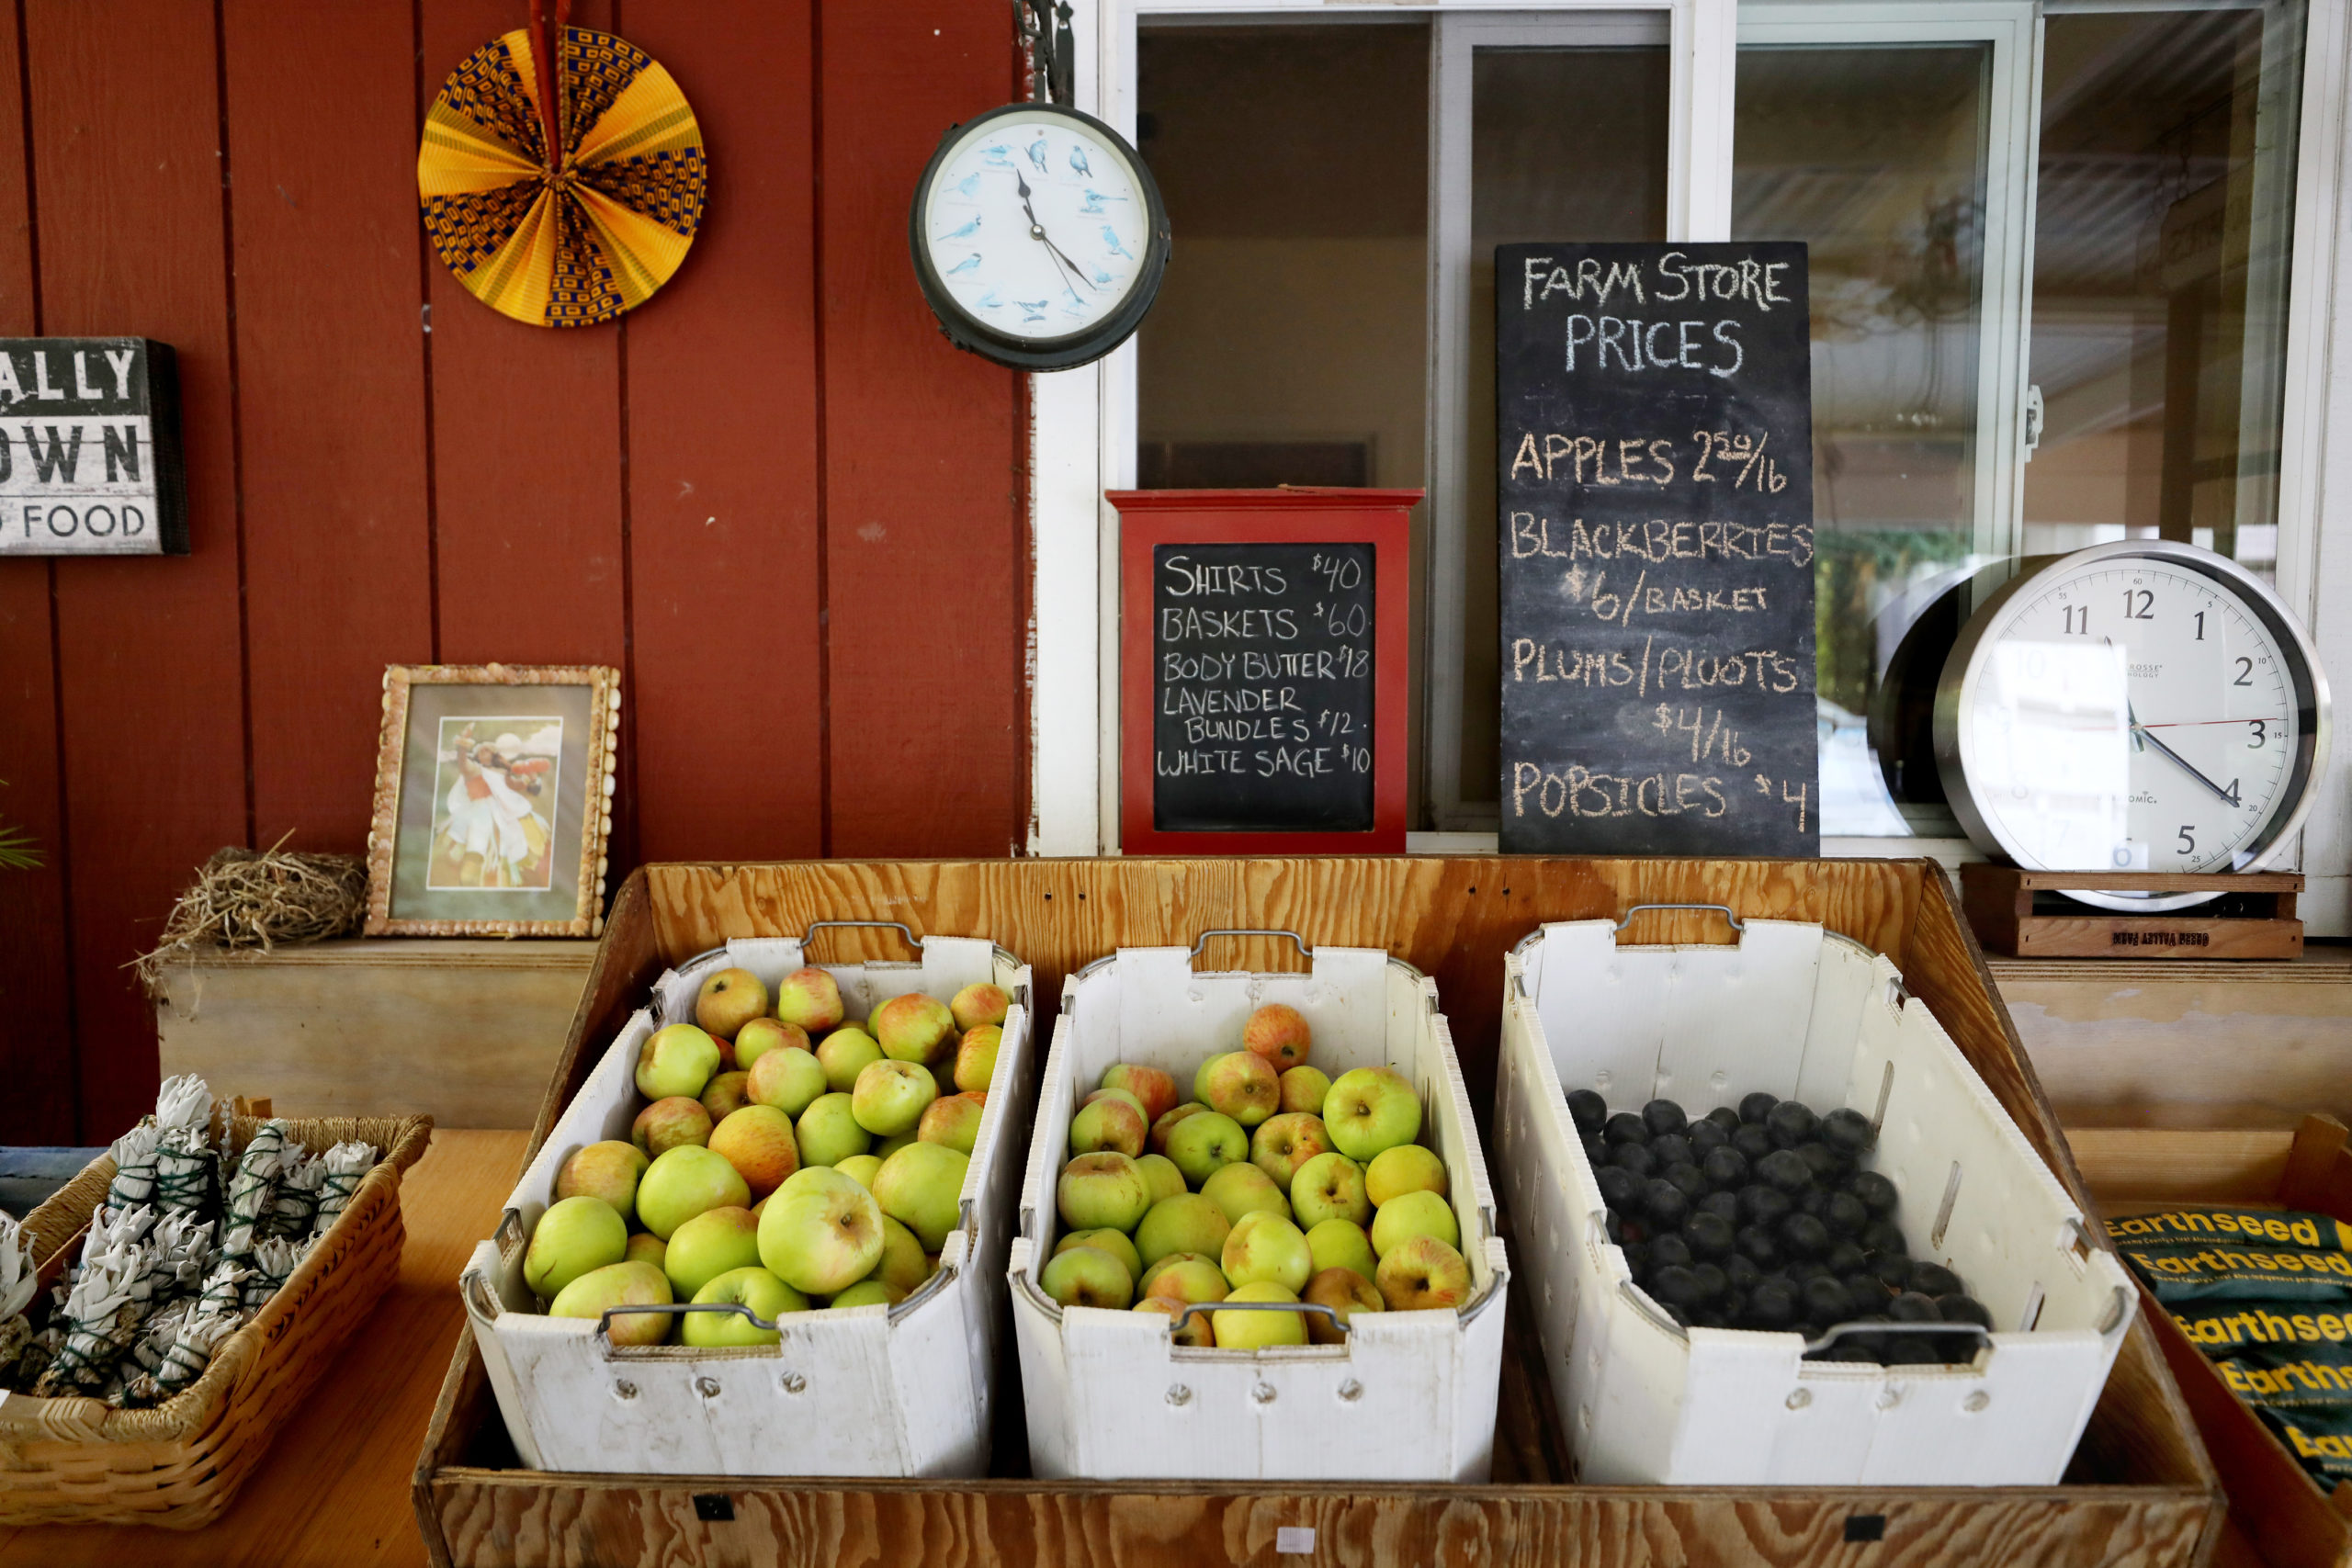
[0,338,187,557]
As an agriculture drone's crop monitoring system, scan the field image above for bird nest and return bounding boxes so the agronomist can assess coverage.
[132,843,368,991]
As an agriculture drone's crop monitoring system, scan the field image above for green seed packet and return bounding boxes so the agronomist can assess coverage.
[2107,1208,2352,1305]
[2170,1303,2352,1489]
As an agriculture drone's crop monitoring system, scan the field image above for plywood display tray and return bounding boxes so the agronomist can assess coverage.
[412,857,2223,1568]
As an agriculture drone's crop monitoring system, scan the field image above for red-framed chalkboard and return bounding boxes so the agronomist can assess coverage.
[1113,488,1417,855]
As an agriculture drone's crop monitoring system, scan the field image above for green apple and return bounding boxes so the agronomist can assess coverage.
[549,1259,673,1347]
[1195,1051,1279,1128]
[835,1153,883,1191]
[631,1096,713,1159]
[1242,1002,1313,1070]
[732,1016,808,1072]
[700,1071,753,1122]
[1165,1111,1249,1187]
[524,1195,628,1300]
[637,1145,752,1240]
[1291,1151,1371,1229]
[1134,1294,1214,1347]
[1222,1211,1313,1294]
[1135,1194,1232,1268]
[555,1140,646,1225]
[1149,1102,1209,1156]
[747,1044,827,1117]
[758,1166,885,1294]
[919,1091,988,1156]
[774,965,845,1032]
[875,992,956,1064]
[1134,1153,1186,1206]
[1306,1217,1378,1283]
[1370,1188,1459,1258]
[1040,1246,1133,1308]
[1375,1234,1472,1312]
[708,1104,800,1200]
[1278,1065,1331,1116]
[953,1025,1002,1094]
[870,1214,930,1297]
[1139,1253,1228,1305]
[663,1204,763,1297]
[684,1265,805,1347]
[875,1140,968,1251]
[624,1232,667,1270]
[796,1092,872,1168]
[1057,1151,1151,1233]
[695,967,770,1041]
[636,1022,722,1101]
[1069,1096,1147,1158]
[1213,1280,1307,1348]
[1084,1086,1148,1117]
[829,1279,900,1309]
[1056,1226,1142,1284]
[1365,1145,1449,1208]
[1324,1066,1421,1162]
[874,1129,918,1162]
[1100,1063,1179,1124]
[1202,1161,1290,1227]
[1250,1112,1332,1190]
[816,1029,883,1094]
[949,982,1011,1032]
[852,1058,937,1136]
[1303,1265,1383,1343]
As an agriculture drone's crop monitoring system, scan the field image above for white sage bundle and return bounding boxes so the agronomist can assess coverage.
[9,1323,61,1393]
[130,1298,190,1377]
[310,1141,376,1239]
[149,1212,216,1306]
[33,1244,141,1396]
[266,1150,327,1239]
[0,1213,39,1378]
[153,1124,216,1219]
[153,1310,238,1400]
[103,1122,162,1213]
[194,1258,250,1324]
[220,1128,286,1260]
[240,1236,302,1313]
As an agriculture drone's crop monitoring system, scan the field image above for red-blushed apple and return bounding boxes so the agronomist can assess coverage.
[1149,1101,1210,1156]
[1082,1086,1148,1117]
[796,1091,872,1168]
[1041,1245,1133,1308]
[1202,1161,1291,1226]
[1375,1234,1472,1312]
[732,1016,808,1072]
[1222,1210,1313,1294]
[624,1232,667,1271]
[1242,1003,1313,1069]
[747,1045,828,1118]
[870,1214,930,1297]
[816,1029,883,1094]
[1306,1217,1378,1283]
[701,1071,752,1122]
[1057,1151,1151,1233]
[1213,1280,1307,1348]
[1136,1251,1219,1299]
[953,1025,1002,1094]
[949,981,1011,1032]
[714,1038,739,1074]
[1068,1096,1148,1158]
[632,1097,714,1159]
[1278,1066,1331,1116]
[1370,1189,1459,1257]
[1135,1193,1232,1268]
[1302,1265,1384,1344]
[1133,1294,1215,1346]
[1195,1051,1280,1128]
[835,1153,883,1190]
[758,1167,885,1294]
[1365,1145,1449,1208]
[1056,1226,1143,1285]
[875,1140,969,1251]
[684,1265,806,1347]
[829,1279,901,1309]
[707,1104,800,1200]
[637,1023,722,1101]
[1099,1063,1179,1124]
[663,1204,763,1297]
[695,967,769,1041]
[919,1091,987,1156]
[774,966,845,1033]
[852,1058,937,1137]
[1250,1112,1332,1190]
[1166,1111,1250,1187]
[555,1140,646,1225]
[1324,1066,1422,1162]
[875,992,956,1064]
[524,1195,628,1300]
[637,1145,752,1239]
[549,1260,673,1346]
[1291,1151,1371,1229]
[1135,1153,1186,1206]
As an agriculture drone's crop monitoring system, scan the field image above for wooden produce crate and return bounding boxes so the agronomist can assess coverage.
[413,857,2223,1568]
[2074,1116,2352,1568]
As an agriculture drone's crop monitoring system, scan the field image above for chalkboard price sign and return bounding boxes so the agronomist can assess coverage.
[1116,489,1414,853]
[1496,243,1818,855]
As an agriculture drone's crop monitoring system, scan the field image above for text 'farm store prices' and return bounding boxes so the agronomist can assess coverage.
[0,337,186,557]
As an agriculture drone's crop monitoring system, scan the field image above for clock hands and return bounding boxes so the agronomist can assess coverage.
[2126,699,2243,808]
[1014,170,1095,295]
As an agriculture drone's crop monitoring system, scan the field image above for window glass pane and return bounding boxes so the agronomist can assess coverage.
[2027,6,2304,576]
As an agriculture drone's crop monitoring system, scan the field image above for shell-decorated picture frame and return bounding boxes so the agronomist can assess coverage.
[364,663,618,937]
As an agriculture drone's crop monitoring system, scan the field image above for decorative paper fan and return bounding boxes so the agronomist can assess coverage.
[418,17,705,328]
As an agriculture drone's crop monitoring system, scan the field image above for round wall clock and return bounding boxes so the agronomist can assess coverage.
[909,102,1170,371]
[1934,539,2330,911]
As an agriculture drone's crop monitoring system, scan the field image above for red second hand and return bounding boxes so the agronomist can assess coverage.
[2134,717,2280,729]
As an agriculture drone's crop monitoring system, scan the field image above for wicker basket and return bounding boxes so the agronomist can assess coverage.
[0,1111,432,1528]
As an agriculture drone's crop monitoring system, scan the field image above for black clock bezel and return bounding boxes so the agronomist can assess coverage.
[909,101,1170,373]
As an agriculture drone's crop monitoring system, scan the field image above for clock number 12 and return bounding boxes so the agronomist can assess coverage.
[2123,589,2154,620]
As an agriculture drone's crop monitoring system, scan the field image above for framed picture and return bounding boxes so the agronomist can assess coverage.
[364,663,619,937]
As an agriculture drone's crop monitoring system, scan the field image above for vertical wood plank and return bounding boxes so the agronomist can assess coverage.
[222,0,433,854]
[0,0,74,1143]
[30,0,249,1139]
[820,5,1025,857]
[616,0,823,863]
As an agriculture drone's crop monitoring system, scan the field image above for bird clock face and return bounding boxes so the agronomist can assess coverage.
[910,104,1169,371]
[1937,540,2330,911]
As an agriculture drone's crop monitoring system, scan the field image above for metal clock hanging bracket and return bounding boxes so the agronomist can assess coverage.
[1017,0,1076,106]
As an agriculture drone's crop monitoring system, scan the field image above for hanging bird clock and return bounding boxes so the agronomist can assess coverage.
[909,1,1170,371]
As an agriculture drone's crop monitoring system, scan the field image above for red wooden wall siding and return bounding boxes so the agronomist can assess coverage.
[0,1,1028,1143]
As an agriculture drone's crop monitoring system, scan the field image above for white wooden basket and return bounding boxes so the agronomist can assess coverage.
[460,923,1035,1477]
[1493,907,2132,1487]
[1009,931,1509,1483]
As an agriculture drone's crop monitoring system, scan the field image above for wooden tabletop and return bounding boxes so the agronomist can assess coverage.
[0,1128,528,1568]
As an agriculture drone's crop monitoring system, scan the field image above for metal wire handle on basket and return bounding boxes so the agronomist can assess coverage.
[1162,1298,1349,1337]
[803,919,922,955]
[1613,903,1746,935]
[1187,928,1312,964]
